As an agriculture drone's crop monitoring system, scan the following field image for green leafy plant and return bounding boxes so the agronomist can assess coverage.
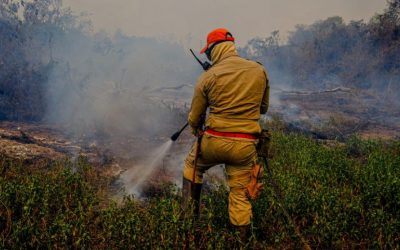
[1,132,399,249]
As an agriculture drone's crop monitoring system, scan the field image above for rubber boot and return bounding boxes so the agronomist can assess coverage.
[181,177,192,212]
[181,177,202,218]
[235,225,250,247]
[191,182,202,217]
[182,178,203,248]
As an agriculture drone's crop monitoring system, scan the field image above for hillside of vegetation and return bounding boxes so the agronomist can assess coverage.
[239,0,400,140]
[241,0,400,96]
[1,129,399,249]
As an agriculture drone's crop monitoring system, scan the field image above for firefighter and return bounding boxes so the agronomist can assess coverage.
[182,28,270,242]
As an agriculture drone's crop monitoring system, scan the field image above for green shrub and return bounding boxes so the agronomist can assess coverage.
[1,133,399,249]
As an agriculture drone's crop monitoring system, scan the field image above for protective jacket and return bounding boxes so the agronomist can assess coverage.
[188,41,269,134]
[183,41,270,226]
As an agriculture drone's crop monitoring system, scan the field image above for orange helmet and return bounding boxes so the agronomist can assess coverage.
[200,28,235,54]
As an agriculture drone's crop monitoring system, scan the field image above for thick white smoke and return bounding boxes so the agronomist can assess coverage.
[44,30,200,142]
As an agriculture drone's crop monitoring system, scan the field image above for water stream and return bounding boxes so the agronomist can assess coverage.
[121,140,173,197]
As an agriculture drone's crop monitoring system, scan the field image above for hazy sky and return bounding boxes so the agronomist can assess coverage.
[64,0,386,48]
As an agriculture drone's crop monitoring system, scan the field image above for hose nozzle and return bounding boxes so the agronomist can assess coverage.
[170,122,189,141]
[170,131,181,141]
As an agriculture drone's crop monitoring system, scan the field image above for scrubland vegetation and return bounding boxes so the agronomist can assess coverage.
[1,0,399,249]
[241,0,400,95]
[1,130,399,249]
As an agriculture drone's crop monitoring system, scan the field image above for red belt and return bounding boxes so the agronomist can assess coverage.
[205,128,257,140]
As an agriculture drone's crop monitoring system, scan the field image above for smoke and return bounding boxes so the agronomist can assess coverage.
[43,30,199,143]
[239,9,400,134]
[35,25,202,197]
[64,0,386,48]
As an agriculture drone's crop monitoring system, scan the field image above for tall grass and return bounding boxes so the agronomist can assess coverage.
[1,132,399,249]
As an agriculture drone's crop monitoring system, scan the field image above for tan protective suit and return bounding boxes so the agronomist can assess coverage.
[183,41,269,226]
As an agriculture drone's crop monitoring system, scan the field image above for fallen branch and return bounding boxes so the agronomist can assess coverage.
[278,87,352,96]
[148,84,193,93]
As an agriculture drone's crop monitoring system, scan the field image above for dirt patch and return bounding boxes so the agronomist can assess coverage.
[0,139,64,162]
[272,88,400,140]
[0,121,114,168]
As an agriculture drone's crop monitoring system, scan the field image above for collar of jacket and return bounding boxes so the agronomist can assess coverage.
[211,41,238,65]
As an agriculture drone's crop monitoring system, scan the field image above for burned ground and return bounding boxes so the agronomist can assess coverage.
[271,88,400,141]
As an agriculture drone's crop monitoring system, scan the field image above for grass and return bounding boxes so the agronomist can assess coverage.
[0,132,399,249]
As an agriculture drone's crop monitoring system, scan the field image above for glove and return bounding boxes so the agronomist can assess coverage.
[191,126,199,136]
[191,126,204,137]
[191,114,206,137]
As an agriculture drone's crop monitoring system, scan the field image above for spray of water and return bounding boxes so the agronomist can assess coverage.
[121,140,173,197]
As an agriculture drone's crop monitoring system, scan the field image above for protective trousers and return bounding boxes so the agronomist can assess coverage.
[183,133,257,226]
